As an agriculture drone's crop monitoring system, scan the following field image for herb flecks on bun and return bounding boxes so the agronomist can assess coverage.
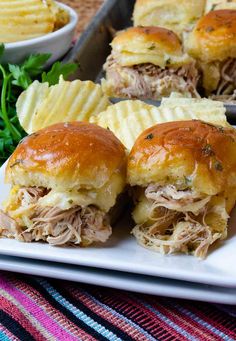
[133,0,205,36]
[128,120,236,258]
[186,10,236,100]
[102,26,199,100]
[0,122,127,246]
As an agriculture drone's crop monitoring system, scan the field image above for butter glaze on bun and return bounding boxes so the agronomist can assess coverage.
[6,122,127,192]
[128,120,236,258]
[112,26,182,55]
[128,120,236,200]
[111,26,191,68]
[186,10,236,62]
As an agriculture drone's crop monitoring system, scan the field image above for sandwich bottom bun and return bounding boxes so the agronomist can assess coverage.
[1,122,127,247]
[128,120,236,258]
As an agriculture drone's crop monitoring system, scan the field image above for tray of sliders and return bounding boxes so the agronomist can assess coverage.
[1,0,236,304]
[63,0,236,122]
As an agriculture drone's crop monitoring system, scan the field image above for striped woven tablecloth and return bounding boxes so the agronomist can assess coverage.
[0,1,236,340]
[0,272,236,340]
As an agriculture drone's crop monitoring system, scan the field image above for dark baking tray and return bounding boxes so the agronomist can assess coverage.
[63,0,236,124]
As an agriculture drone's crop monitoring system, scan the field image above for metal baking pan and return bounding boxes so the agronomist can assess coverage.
[63,0,236,124]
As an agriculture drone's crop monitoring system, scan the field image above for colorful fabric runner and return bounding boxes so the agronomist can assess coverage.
[0,2,235,340]
[0,272,235,340]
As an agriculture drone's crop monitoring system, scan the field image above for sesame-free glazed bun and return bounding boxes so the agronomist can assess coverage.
[133,0,205,35]
[111,26,192,68]
[6,122,127,192]
[128,120,236,204]
[186,10,236,62]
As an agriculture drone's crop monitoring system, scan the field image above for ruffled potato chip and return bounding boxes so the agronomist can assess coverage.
[91,99,228,150]
[161,95,228,127]
[0,0,57,43]
[90,100,154,150]
[17,77,111,134]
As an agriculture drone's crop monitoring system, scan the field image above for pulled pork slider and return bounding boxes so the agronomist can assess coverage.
[185,10,236,101]
[102,26,199,100]
[128,120,236,258]
[133,0,205,36]
[0,122,127,246]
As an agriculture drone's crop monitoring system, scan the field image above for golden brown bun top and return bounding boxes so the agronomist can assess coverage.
[111,26,191,67]
[113,26,182,54]
[6,122,127,191]
[186,10,236,62]
[133,0,205,35]
[128,120,236,196]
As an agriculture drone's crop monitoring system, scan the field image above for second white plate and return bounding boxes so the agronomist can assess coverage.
[1,164,236,288]
[0,254,236,305]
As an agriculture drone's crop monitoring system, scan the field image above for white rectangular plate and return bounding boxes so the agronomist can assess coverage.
[1,164,236,288]
[1,254,236,305]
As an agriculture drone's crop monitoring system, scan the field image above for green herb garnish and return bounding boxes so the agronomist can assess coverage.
[0,44,78,165]
[211,4,217,11]
[214,161,223,171]
[145,133,154,140]
[202,144,215,156]
[148,44,156,50]
[42,61,78,86]
[184,176,192,186]
[205,26,214,33]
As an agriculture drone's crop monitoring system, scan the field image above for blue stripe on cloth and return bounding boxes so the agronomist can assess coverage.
[37,279,122,341]
[0,330,11,341]
[80,289,157,341]
[168,301,235,341]
[134,296,198,341]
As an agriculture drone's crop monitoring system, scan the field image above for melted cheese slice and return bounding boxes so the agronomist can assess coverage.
[5,172,124,223]
[116,52,192,68]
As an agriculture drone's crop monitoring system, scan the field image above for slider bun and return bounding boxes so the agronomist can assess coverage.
[186,10,236,62]
[111,26,192,68]
[133,0,205,34]
[6,122,127,192]
[128,120,236,200]
[205,0,236,13]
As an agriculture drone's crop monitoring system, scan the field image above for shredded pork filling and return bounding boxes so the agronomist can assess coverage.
[210,58,236,102]
[132,184,225,258]
[0,187,112,245]
[104,55,200,99]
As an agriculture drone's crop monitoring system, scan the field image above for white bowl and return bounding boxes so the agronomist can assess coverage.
[0,2,78,65]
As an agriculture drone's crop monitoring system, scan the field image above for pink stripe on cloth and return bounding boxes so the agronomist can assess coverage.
[92,289,186,340]
[11,277,92,340]
[0,275,78,341]
[0,295,45,340]
[184,302,236,339]
[69,286,150,341]
[143,296,217,341]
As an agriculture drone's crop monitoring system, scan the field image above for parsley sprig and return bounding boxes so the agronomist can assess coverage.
[0,44,78,165]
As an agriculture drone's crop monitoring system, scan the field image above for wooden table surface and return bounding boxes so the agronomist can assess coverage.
[59,0,104,36]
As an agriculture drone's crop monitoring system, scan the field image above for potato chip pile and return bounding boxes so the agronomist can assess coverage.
[91,96,228,150]
[0,0,70,43]
[17,77,111,134]
[17,76,228,151]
